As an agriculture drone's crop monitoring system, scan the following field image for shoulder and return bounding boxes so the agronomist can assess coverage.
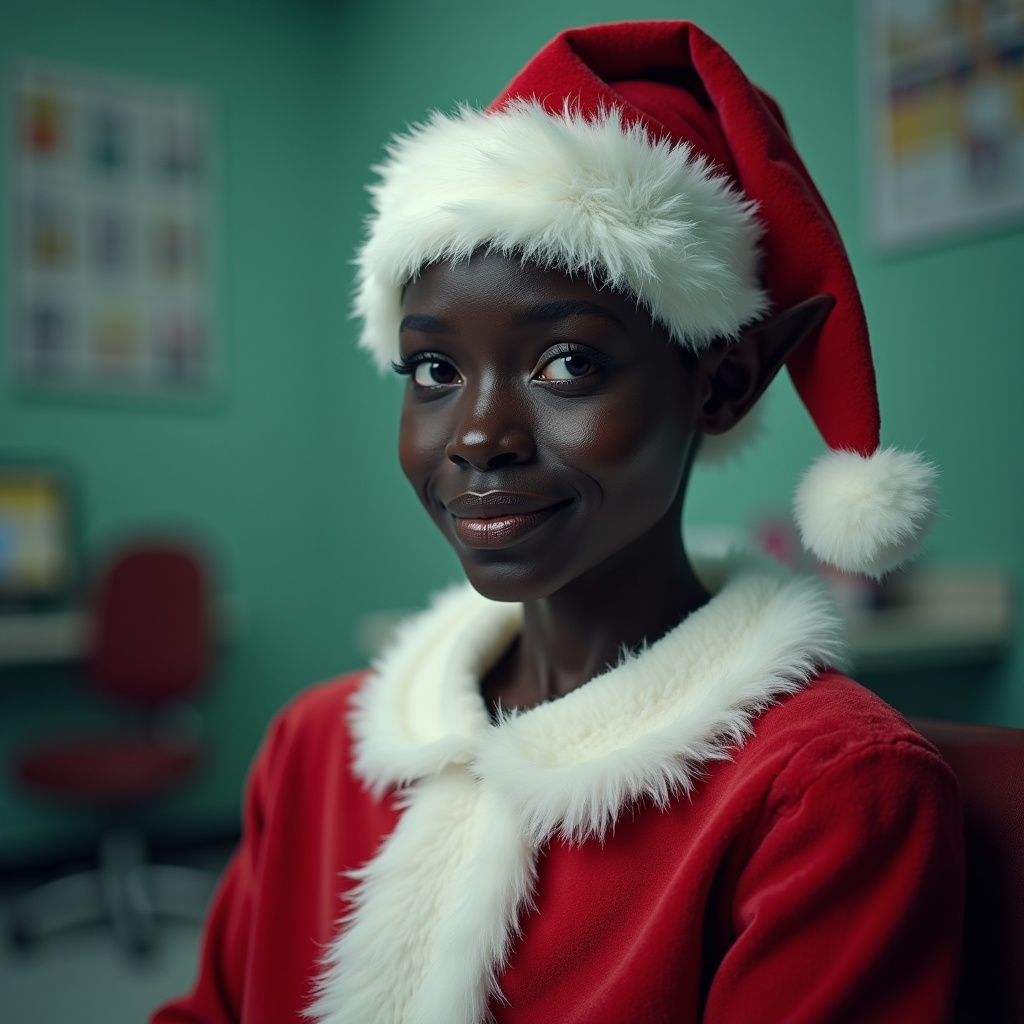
[275,670,371,726]
[251,670,373,780]
[752,670,942,760]
[740,671,959,816]
[700,687,964,1024]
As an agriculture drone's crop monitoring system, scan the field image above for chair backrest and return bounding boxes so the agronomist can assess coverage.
[913,718,1024,1024]
[89,542,210,705]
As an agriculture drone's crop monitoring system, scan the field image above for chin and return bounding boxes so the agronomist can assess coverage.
[457,557,567,605]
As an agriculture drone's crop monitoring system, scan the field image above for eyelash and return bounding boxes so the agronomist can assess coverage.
[391,352,443,377]
[391,344,612,386]
[540,343,612,378]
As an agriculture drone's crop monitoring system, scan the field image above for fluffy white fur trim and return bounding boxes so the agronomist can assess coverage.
[349,585,518,796]
[794,446,938,578]
[475,568,844,844]
[317,560,844,1024]
[355,101,768,370]
[309,772,535,1024]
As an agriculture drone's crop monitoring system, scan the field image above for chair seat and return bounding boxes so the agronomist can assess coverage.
[913,718,1024,1024]
[17,739,200,803]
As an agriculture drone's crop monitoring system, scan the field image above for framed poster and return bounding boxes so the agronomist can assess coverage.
[6,61,219,399]
[863,0,1024,247]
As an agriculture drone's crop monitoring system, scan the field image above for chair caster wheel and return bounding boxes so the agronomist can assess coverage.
[128,936,156,959]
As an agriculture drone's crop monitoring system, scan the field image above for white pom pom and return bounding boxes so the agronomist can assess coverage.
[794,447,938,579]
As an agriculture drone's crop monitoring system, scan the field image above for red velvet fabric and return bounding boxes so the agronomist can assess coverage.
[491,21,879,457]
[153,671,963,1024]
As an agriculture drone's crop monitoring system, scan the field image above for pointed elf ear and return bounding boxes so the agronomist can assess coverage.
[696,294,835,436]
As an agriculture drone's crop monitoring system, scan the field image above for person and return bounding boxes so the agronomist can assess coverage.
[153,21,963,1024]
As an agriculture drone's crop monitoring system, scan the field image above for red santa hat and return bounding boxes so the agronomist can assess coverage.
[354,20,936,578]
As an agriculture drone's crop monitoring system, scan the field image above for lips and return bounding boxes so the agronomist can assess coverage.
[443,490,570,549]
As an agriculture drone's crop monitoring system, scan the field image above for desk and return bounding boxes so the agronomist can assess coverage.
[0,610,85,665]
[0,600,238,666]
[844,570,1014,673]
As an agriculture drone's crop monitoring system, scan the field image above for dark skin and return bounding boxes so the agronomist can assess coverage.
[396,251,833,715]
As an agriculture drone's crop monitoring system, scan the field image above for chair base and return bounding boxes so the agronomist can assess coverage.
[6,828,218,957]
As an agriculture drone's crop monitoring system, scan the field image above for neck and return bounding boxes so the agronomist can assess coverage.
[484,508,709,714]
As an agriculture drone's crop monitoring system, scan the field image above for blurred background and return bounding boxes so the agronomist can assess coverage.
[0,0,1021,1019]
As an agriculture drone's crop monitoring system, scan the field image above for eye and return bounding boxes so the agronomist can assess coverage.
[535,345,605,384]
[392,353,462,389]
[413,358,460,387]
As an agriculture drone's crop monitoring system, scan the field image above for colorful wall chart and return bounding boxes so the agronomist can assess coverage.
[865,0,1024,247]
[8,62,216,397]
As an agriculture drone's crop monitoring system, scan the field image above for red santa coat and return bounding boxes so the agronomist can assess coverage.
[154,563,963,1024]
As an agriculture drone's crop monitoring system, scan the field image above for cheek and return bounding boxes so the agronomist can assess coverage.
[553,386,694,478]
[397,405,446,495]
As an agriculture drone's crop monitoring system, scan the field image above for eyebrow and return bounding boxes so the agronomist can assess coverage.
[399,313,452,333]
[398,299,629,335]
[511,299,627,332]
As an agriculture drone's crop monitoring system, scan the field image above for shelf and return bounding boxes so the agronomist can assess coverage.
[0,600,239,667]
[844,570,1014,674]
[0,610,85,666]
[4,572,1010,675]
[357,570,1015,676]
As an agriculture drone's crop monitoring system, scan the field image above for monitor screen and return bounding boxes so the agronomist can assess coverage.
[0,469,75,607]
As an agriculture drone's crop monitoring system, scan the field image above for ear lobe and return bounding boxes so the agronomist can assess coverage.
[697,293,835,436]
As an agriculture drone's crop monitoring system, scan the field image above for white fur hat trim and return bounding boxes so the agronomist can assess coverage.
[794,447,938,578]
[355,101,769,370]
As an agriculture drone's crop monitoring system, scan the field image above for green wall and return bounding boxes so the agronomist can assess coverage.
[0,0,342,863]
[0,0,1021,865]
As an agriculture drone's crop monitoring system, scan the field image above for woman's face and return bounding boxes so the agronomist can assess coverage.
[397,251,702,603]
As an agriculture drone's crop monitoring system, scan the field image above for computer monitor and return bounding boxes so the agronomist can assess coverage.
[0,467,76,608]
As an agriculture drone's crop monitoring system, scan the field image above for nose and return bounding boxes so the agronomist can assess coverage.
[444,384,535,471]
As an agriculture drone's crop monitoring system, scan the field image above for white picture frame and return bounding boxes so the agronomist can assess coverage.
[862,0,1024,248]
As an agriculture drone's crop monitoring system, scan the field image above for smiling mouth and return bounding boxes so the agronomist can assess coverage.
[444,491,571,549]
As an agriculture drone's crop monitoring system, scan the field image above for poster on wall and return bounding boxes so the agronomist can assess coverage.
[864,0,1024,247]
[7,62,218,399]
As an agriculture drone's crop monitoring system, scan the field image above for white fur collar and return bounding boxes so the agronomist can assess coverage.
[310,561,844,1024]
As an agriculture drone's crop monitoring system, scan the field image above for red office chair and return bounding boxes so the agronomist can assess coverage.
[8,541,217,955]
[913,718,1024,1024]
